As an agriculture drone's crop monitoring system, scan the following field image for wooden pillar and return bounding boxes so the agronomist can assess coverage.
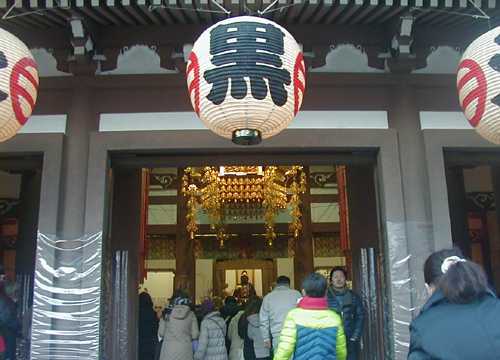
[35,87,100,360]
[294,167,314,290]
[108,168,142,360]
[387,84,433,315]
[346,166,385,360]
[445,166,471,258]
[175,168,196,300]
[16,170,41,277]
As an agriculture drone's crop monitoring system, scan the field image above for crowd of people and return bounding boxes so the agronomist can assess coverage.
[0,265,28,360]
[139,252,500,360]
[0,249,496,360]
[138,268,364,360]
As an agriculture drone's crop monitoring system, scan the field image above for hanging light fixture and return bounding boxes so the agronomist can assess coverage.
[457,26,500,144]
[288,167,307,239]
[186,16,306,145]
[182,166,306,246]
[0,28,39,142]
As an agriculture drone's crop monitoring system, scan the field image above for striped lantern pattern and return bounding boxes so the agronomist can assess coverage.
[458,26,500,145]
[0,28,39,142]
[187,16,305,144]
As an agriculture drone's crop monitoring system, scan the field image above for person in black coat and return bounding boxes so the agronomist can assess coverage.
[0,281,22,360]
[138,292,159,360]
[408,248,500,360]
[326,266,365,360]
[220,296,241,354]
[220,296,241,325]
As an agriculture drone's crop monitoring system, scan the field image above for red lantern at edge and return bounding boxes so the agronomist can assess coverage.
[458,26,500,145]
[0,28,39,142]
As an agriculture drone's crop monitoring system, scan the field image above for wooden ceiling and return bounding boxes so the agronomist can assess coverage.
[1,0,498,29]
[0,0,498,73]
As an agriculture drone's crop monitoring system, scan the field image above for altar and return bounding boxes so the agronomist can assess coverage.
[214,259,275,299]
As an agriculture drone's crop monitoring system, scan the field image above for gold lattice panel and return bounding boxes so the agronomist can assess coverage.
[194,234,292,259]
[214,259,275,299]
[313,232,343,257]
[147,235,176,260]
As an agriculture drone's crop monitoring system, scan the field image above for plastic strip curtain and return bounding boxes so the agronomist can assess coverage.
[31,232,102,360]
[385,221,450,360]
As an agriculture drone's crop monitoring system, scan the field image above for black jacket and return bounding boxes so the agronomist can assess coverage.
[326,287,365,341]
[138,305,159,360]
[408,289,500,360]
[220,302,241,324]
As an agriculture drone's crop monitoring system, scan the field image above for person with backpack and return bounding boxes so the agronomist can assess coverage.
[274,273,347,360]
[194,299,228,360]
[158,293,199,360]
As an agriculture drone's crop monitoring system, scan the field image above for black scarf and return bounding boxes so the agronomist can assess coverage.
[331,286,352,308]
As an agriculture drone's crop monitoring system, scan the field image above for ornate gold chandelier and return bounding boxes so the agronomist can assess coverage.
[181,166,306,246]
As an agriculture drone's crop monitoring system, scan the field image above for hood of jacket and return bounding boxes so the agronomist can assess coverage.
[170,304,192,320]
[247,313,260,327]
[203,311,221,320]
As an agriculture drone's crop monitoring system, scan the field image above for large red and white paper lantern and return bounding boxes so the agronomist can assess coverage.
[457,26,500,145]
[187,16,306,145]
[0,28,39,142]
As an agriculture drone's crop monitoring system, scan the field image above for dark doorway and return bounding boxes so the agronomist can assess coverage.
[0,157,42,359]
[445,155,500,295]
[105,153,386,360]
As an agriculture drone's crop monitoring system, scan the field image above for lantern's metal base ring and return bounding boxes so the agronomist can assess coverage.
[232,129,262,146]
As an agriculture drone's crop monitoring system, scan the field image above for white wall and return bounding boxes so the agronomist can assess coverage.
[144,260,176,315]
[142,271,175,316]
[196,259,213,304]
[276,258,295,289]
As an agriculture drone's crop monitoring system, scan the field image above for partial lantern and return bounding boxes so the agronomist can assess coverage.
[186,16,306,145]
[457,26,500,145]
[0,28,39,142]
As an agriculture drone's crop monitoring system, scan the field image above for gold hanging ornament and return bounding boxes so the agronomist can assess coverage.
[182,172,200,240]
[181,165,305,247]
[288,168,306,239]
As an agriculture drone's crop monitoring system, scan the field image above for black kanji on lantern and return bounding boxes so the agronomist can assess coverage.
[489,35,500,107]
[204,21,291,106]
[0,51,8,102]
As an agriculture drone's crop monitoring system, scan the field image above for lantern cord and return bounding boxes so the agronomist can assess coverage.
[244,4,252,15]
[1,0,21,20]
[257,0,279,16]
[1,0,70,21]
[257,1,303,15]
[410,0,491,29]
[149,4,229,14]
[209,0,231,15]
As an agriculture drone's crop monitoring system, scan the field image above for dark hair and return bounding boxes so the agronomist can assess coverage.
[302,273,327,298]
[329,266,347,282]
[240,296,262,326]
[424,248,488,304]
[277,276,291,285]
[139,291,154,308]
[225,296,237,304]
[170,289,189,303]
